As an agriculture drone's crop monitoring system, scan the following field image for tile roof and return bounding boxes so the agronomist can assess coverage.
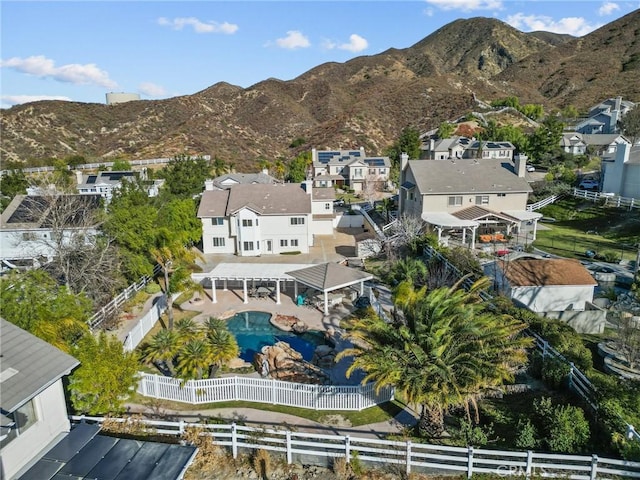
[211,172,279,189]
[501,258,597,287]
[285,263,373,291]
[198,183,311,218]
[312,187,336,200]
[452,206,521,222]
[1,319,79,412]
[406,158,531,195]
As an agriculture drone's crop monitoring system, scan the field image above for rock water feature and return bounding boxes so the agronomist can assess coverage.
[252,315,338,384]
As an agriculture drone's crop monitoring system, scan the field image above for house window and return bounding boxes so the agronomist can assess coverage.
[369,169,376,175]
[291,239,299,247]
[211,217,224,226]
[242,219,253,227]
[325,203,331,210]
[409,192,414,200]
[0,399,37,446]
[243,241,254,251]
[497,193,506,197]
[212,237,225,247]
[379,168,385,174]
[21,232,36,241]
[475,196,489,205]
[354,168,363,178]
[290,217,305,225]
[280,239,288,247]
[448,196,463,206]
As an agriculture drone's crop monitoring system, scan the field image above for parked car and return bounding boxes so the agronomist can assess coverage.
[578,179,599,190]
[585,250,597,258]
[526,165,536,172]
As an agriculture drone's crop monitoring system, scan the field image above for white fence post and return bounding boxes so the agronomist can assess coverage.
[286,431,292,464]
[345,435,351,463]
[153,374,160,398]
[272,378,277,404]
[406,440,412,475]
[590,454,598,480]
[467,446,474,479]
[231,423,238,459]
[526,450,533,477]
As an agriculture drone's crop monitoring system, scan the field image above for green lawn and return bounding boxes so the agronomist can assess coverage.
[533,198,639,261]
[129,392,404,427]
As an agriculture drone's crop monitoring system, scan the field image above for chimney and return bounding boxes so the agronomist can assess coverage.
[75,170,84,185]
[360,146,365,156]
[204,179,214,191]
[429,138,435,152]
[400,152,409,172]
[311,148,317,162]
[301,180,313,198]
[615,96,622,111]
[514,154,527,178]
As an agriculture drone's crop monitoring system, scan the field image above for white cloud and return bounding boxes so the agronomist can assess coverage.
[425,0,502,11]
[598,2,620,15]
[505,13,601,36]
[138,82,167,97]
[338,34,369,53]
[275,30,311,49]
[0,55,117,89]
[157,17,238,34]
[1,94,71,107]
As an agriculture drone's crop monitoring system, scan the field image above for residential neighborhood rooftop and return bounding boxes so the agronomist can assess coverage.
[501,258,598,287]
[0,318,79,412]
[406,158,532,195]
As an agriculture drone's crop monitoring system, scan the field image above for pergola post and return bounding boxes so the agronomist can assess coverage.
[243,278,248,304]
[294,281,298,297]
[531,218,539,241]
[436,226,443,244]
[211,277,217,304]
[471,226,477,249]
[323,291,329,315]
[359,281,364,295]
[462,228,467,245]
[275,280,281,305]
[223,279,228,291]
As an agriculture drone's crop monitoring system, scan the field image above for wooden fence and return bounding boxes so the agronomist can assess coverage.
[136,374,394,411]
[88,264,161,330]
[69,416,640,479]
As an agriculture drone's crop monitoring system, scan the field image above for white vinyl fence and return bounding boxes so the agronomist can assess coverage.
[137,373,394,411]
[89,264,161,330]
[572,188,639,210]
[122,296,167,352]
[70,416,640,479]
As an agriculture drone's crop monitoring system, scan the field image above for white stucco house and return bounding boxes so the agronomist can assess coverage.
[0,194,101,270]
[198,181,336,256]
[205,169,280,191]
[423,137,516,161]
[601,143,640,198]
[311,148,391,192]
[0,319,80,480]
[398,153,541,248]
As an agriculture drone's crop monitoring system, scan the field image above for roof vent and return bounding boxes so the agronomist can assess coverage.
[0,368,19,383]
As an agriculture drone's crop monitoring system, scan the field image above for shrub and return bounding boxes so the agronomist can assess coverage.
[547,404,590,452]
[252,449,272,478]
[145,282,161,294]
[459,419,493,446]
[515,418,538,449]
[541,356,571,389]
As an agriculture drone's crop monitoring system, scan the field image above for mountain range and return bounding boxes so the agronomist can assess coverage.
[1,10,639,169]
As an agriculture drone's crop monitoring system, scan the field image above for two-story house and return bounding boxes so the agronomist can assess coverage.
[0,318,79,480]
[423,137,515,161]
[399,153,541,248]
[601,143,640,198]
[198,181,335,256]
[574,96,635,135]
[0,194,101,269]
[205,169,280,191]
[560,133,631,156]
[311,148,391,192]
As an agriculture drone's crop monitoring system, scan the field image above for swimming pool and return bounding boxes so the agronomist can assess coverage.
[226,311,328,363]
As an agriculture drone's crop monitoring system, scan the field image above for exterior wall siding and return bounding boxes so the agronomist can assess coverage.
[510,285,594,312]
[1,381,71,480]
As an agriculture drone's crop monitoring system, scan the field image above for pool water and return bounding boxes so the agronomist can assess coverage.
[226,311,328,363]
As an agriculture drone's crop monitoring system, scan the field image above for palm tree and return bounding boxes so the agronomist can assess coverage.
[177,339,214,380]
[389,257,427,286]
[143,329,180,376]
[150,243,202,330]
[175,318,200,342]
[337,279,531,438]
[204,317,240,377]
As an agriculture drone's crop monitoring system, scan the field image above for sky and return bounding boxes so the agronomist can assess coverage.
[1,1,639,109]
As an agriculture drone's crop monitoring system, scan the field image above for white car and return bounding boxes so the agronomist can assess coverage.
[579,179,599,189]
[526,165,535,172]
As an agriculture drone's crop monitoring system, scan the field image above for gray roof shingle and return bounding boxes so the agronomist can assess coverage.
[407,159,532,195]
[1,319,79,412]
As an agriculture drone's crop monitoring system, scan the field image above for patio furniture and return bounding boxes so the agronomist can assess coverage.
[256,286,272,298]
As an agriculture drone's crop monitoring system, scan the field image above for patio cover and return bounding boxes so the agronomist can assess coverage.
[422,212,479,248]
[286,263,374,315]
[192,263,309,305]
